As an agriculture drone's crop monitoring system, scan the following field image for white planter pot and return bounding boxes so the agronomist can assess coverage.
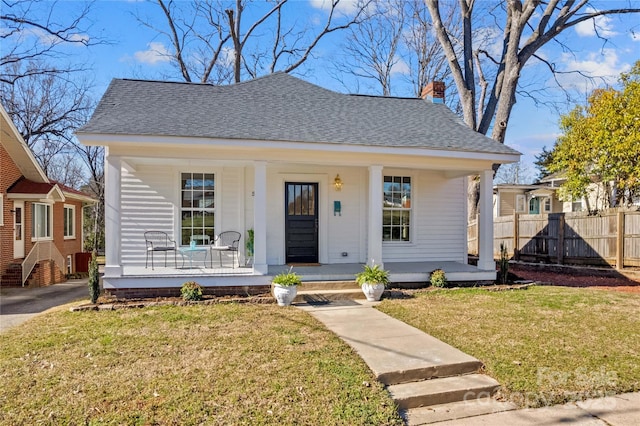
[361,282,385,301]
[272,284,298,306]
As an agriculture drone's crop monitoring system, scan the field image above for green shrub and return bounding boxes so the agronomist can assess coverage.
[498,242,509,284]
[88,251,100,303]
[181,281,203,301]
[355,264,390,286]
[272,268,302,287]
[430,269,447,288]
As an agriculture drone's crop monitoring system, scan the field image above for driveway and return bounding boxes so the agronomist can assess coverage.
[0,278,89,333]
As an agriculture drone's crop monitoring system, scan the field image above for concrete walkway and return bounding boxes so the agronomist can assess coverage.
[299,301,640,425]
[0,278,89,333]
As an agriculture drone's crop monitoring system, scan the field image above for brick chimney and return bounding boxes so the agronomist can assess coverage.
[421,81,445,104]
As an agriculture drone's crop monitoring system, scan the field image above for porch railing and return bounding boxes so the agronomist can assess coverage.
[22,241,66,286]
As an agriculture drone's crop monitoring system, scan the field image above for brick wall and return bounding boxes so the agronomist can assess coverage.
[0,142,24,275]
[106,285,271,299]
[53,199,85,274]
[30,259,66,287]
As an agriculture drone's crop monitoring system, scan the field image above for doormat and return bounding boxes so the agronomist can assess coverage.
[287,263,321,266]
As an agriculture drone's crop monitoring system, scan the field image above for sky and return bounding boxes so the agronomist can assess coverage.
[9,1,640,183]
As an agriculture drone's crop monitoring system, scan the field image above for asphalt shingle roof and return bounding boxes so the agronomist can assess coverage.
[80,73,519,156]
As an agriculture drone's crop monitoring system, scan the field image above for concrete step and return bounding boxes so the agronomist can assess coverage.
[299,280,360,291]
[294,288,365,303]
[401,397,517,425]
[387,374,500,409]
[304,306,483,386]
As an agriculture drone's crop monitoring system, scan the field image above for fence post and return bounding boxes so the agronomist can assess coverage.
[557,213,565,265]
[616,211,625,270]
[513,212,519,260]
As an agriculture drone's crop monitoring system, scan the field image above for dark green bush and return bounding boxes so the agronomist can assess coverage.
[498,243,509,284]
[88,251,100,303]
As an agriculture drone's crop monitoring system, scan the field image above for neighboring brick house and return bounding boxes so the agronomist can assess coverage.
[1,104,95,287]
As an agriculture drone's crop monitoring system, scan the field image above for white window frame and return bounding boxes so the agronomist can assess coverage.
[63,204,76,239]
[515,194,526,213]
[383,175,412,243]
[179,172,216,247]
[0,194,4,226]
[31,202,53,241]
[542,197,552,213]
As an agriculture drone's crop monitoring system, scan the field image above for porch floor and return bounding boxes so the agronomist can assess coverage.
[270,261,494,283]
[120,261,494,283]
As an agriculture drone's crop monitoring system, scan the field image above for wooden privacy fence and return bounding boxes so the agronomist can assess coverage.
[468,209,640,269]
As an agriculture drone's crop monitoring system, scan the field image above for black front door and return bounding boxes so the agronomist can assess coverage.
[285,182,318,263]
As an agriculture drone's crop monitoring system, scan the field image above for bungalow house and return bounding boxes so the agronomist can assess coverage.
[76,73,520,297]
[1,104,95,287]
[493,184,564,217]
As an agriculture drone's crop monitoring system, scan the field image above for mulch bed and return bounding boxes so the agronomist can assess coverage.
[70,293,274,312]
[509,263,640,293]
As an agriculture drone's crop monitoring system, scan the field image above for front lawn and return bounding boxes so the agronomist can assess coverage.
[378,286,640,407]
[0,304,402,425]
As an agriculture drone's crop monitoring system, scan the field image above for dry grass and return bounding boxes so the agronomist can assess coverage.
[378,286,640,408]
[0,304,402,425]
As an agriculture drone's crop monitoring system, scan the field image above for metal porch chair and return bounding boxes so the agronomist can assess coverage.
[144,231,178,269]
[212,231,241,268]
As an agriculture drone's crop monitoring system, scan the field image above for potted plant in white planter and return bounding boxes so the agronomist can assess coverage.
[355,264,389,301]
[272,268,302,306]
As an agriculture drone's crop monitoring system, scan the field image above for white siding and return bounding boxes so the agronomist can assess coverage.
[120,165,244,266]
[121,166,175,265]
[220,167,243,233]
[382,170,466,263]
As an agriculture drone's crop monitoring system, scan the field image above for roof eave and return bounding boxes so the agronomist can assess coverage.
[76,132,521,163]
[1,104,49,183]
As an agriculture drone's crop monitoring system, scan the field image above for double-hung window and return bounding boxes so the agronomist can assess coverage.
[180,173,215,246]
[63,205,75,239]
[32,202,52,240]
[383,176,411,242]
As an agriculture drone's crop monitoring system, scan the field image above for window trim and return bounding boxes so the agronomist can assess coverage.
[0,194,4,226]
[31,202,53,241]
[542,197,552,213]
[382,174,412,243]
[63,204,76,239]
[179,171,217,247]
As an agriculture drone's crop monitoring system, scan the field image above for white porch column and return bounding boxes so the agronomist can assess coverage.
[478,169,495,271]
[104,151,122,276]
[368,165,383,267]
[253,161,268,275]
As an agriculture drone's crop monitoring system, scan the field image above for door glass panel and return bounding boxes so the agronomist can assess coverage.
[288,186,295,215]
[301,185,309,215]
[308,185,315,215]
[295,185,301,215]
[15,207,22,241]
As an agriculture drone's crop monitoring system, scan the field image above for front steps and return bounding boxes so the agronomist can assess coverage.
[300,292,516,424]
[294,280,364,303]
[403,398,517,425]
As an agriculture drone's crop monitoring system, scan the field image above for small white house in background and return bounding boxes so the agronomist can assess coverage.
[492,170,635,218]
[493,184,564,217]
[77,73,520,297]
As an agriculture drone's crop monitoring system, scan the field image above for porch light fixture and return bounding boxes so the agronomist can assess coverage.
[333,174,343,191]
